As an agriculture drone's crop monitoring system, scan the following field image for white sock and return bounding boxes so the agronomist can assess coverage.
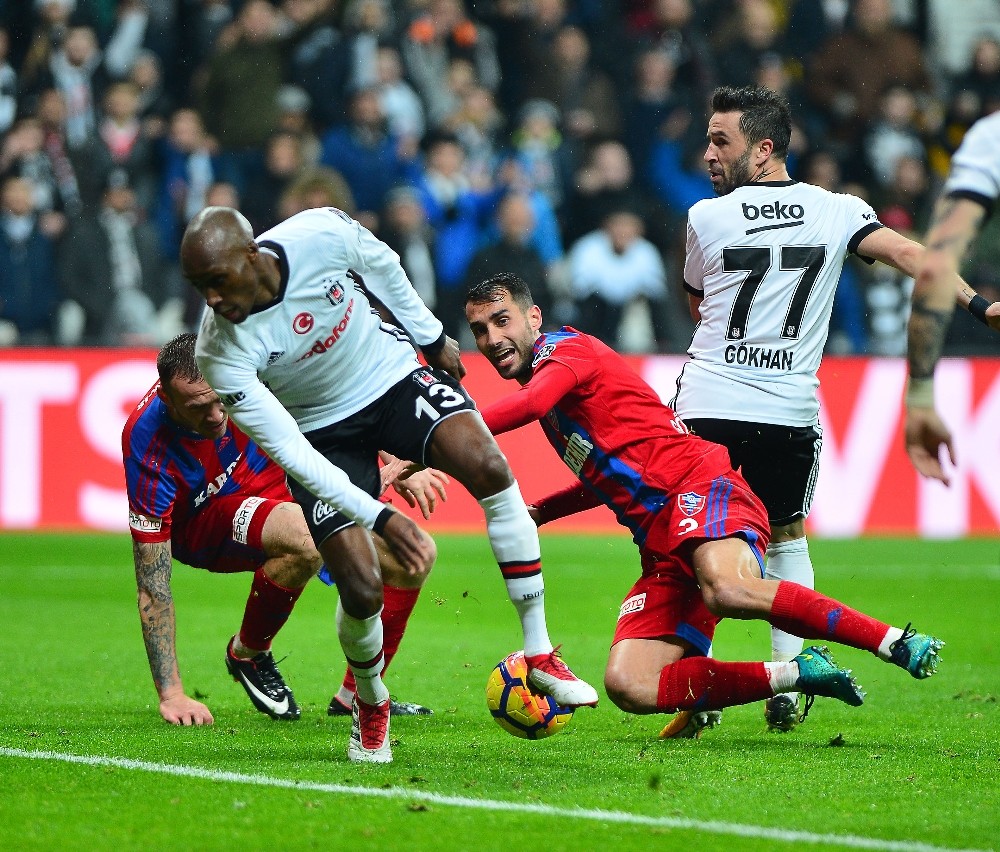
[877,626,905,660]
[336,600,389,706]
[479,482,552,657]
[765,537,814,662]
[764,660,799,693]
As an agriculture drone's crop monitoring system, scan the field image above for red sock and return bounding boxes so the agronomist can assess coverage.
[657,657,773,711]
[238,569,303,652]
[340,584,421,693]
[769,581,889,654]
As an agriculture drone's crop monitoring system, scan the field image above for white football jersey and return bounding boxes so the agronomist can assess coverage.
[942,111,1000,211]
[673,180,881,427]
[196,207,444,529]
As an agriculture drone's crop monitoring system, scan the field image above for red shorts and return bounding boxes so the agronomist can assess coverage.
[612,472,769,655]
[612,554,719,655]
[171,494,288,573]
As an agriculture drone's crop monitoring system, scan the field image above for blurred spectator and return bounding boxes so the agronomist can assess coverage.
[712,0,785,90]
[378,185,437,309]
[563,139,672,254]
[97,80,157,210]
[242,132,307,233]
[102,0,151,80]
[949,35,1000,120]
[0,27,17,136]
[863,85,927,188]
[57,168,172,346]
[567,207,670,353]
[0,117,63,216]
[465,192,551,318]
[127,49,173,140]
[647,108,713,222]
[783,0,851,69]
[31,24,109,149]
[526,25,621,145]
[36,86,111,215]
[410,131,506,338]
[623,47,689,184]
[154,107,220,260]
[277,165,356,221]
[339,0,396,96]
[319,86,417,231]
[509,98,569,211]
[274,84,320,166]
[19,0,78,101]
[632,0,714,108]
[282,0,352,134]
[807,0,934,161]
[447,84,505,186]
[374,45,426,145]
[197,0,284,192]
[0,175,61,345]
[926,0,1000,78]
[401,0,501,130]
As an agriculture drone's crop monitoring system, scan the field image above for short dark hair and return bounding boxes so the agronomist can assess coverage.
[465,272,534,310]
[157,333,201,386]
[711,85,792,160]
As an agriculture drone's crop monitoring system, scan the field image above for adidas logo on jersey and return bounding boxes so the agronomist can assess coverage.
[742,201,804,221]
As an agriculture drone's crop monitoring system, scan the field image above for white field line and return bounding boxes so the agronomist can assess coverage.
[2,747,993,852]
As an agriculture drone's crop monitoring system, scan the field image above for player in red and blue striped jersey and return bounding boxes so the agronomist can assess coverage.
[466,273,944,739]
[124,333,438,725]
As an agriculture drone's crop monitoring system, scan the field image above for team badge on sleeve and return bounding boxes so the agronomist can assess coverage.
[532,343,556,367]
[678,491,706,517]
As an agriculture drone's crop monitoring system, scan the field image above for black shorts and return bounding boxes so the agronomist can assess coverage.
[682,418,822,527]
[288,367,476,544]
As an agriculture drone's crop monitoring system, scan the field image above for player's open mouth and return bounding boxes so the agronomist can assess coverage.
[493,347,516,367]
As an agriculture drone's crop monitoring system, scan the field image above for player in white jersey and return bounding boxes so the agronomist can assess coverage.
[672,86,989,734]
[181,206,598,763]
[905,111,1000,483]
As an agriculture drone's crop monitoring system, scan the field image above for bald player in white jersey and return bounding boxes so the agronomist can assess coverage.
[671,86,991,734]
[905,111,1000,483]
[182,205,597,764]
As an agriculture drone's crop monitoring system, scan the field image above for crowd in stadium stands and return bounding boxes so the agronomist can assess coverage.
[1,0,999,355]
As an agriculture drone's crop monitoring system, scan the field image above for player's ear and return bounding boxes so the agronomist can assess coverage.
[527,304,542,331]
[758,138,774,162]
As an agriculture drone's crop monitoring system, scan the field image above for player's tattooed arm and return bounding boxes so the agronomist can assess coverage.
[925,197,985,259]
[133,538,182,699]
[907,295,951,380]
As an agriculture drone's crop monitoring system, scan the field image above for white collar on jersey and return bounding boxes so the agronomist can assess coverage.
[259,246,280,259]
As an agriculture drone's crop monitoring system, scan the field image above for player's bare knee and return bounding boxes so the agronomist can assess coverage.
[471,450,515,497]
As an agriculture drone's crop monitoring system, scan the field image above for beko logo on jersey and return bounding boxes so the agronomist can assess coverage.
[194,458,241,507]
[725,344,794,370]
[296,299,355,360]
[742,202,804,221]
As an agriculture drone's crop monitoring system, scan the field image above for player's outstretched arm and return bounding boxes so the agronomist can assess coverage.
[133,539,214,726]
[904,406,955,486]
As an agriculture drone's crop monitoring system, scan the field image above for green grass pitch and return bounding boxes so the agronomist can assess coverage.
[1,532,998,851]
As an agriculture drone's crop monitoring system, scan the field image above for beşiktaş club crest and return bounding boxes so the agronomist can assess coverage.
[325,278,346,306]
[412,369,437,388]
[677,491,706,516]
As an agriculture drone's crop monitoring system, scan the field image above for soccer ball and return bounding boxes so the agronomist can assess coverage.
[485,651,575,739]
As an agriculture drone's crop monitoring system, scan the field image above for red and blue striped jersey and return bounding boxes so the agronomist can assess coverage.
[530,328,737,543]
[122,383,289,544]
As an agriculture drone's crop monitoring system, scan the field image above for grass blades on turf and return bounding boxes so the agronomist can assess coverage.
[0,532,998,851]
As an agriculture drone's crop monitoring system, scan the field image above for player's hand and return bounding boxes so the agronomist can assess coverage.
[378,452,413,496]
[424,336,466,381]
[160,694,215,726]
[526,504,541,526]
[381,511,437,576]
[393,467,449,518]
[904,406,955,486]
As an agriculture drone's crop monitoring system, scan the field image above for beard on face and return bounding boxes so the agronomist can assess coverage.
[714,149,753,196]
